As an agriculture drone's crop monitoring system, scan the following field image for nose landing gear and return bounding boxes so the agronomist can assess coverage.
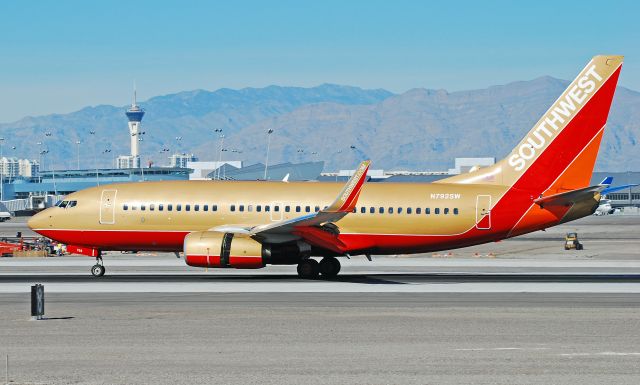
[91,256,106,277]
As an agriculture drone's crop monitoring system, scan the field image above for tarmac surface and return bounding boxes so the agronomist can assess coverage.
[1,215,639,384]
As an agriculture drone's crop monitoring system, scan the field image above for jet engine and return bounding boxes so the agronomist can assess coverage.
[183,231,312,269]
[184,231,264,269]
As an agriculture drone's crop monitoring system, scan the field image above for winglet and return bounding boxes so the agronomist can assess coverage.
[326,160,370,213]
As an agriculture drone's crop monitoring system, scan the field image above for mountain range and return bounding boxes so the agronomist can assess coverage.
[0,79,638,172]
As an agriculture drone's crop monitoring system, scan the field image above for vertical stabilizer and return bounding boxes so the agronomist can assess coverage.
[439,55,623,193]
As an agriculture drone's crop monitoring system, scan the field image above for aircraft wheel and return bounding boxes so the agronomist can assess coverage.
[319,257,341,279]
[91,264,105,277]
[297,259,319,279]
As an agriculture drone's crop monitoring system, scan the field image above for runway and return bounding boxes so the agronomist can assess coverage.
[1,216,640,384]
[3,256,640,293]
[1,291,640,385]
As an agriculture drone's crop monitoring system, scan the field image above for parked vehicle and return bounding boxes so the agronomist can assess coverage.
[564,232,583,250]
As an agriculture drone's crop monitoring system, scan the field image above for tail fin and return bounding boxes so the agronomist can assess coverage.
[440,55,623,193]
[599,176,613,186]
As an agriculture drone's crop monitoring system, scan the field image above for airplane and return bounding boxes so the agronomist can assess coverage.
[28,55,624,279]
[593,177,639,215]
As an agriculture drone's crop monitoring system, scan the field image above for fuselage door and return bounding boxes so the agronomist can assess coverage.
[475,194,492,230]
[100,189,117,225]
[270,201,283,222]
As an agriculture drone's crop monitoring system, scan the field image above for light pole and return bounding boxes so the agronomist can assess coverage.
[264,129,274,180]
[44,131,57,197]
[175,136,182,154]
[76,140,81,169]
[216,134,225,180]
[36,141,43,183]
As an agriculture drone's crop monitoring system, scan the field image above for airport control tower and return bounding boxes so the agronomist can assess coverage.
[123,88,145,168]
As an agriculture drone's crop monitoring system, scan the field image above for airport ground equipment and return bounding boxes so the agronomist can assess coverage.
[564,232,583,250]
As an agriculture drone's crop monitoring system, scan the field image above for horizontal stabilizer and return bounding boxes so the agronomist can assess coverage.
[534,185,604,208]
[602,184,639,195]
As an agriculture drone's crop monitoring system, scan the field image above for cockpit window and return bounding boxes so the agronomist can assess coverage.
[67,200,77,208]
[57,201,69,208]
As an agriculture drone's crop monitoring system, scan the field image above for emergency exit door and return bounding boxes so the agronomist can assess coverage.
[100,189,117,224]
[475,194,492,230]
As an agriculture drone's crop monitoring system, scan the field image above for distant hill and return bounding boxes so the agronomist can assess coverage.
[1,79,638,172]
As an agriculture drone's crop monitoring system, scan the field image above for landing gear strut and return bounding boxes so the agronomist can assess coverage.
[91,256,105,277]
[319,257,341,279]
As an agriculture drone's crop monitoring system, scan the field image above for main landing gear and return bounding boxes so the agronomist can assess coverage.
[297,257,341,279]
[91,256,106,277]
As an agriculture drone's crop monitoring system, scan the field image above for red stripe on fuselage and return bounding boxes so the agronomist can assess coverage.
[36,229,190,252]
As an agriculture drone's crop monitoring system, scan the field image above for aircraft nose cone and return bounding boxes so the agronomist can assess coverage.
[28,210,48,231]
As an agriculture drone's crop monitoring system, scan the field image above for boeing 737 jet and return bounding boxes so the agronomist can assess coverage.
[28,55,623,278]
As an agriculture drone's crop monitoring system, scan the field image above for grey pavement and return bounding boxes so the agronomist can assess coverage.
[0,215,639,384]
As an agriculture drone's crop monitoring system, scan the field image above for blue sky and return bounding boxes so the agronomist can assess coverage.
[1,0,638,122]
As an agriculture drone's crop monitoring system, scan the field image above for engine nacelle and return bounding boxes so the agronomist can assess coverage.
[184,231,265,269]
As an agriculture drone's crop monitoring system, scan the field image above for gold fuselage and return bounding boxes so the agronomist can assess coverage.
[29,180,512,254]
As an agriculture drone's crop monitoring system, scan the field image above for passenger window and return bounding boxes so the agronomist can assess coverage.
[212,205,217,211]
[123,204,128,211]
[388,207,393,214]
[305,206,311,213]
[454,208,459,215]
[360,207,366,214]
[296,206,301,213]
[425,208,430,214]
[444,208,449,215]
[370,207,375,214]
[239,205,245,212]
[407,207,412,214]
[274,206,280,212]
[176,204,182,212]
[257,205,262,212]
[203,205,208,212]
[265,205,271,212]
[315,206,320,212]
[131,205,137,211]
[140,204,146,211]
[150,204,155,211]
[185,204,190,212]
[416,208,421,214]
[167,204,172,211]
[230,205,236,212]
[159,204,164,211]
[379,207,384,214]
[435,208,440,214]
[398,207,403,214]
[352,208,356,213]
[194,204,200,211]
[248,205,253,212]
[285,206,290,212]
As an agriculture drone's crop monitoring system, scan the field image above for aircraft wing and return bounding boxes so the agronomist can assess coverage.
[211,160,371,252]
[534,185,605,208]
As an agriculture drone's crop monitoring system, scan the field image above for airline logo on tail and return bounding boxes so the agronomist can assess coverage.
[508,64,604,171]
